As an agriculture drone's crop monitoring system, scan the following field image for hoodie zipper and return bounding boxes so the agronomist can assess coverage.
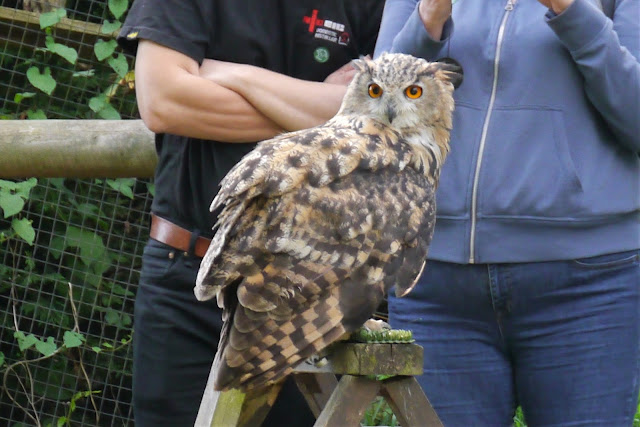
[468,0,516,263]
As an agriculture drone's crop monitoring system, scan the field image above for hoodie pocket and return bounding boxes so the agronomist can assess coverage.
[478,107,583,218]
[436,103,486,218]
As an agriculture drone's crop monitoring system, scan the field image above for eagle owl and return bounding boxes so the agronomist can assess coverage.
[195,53,463,391]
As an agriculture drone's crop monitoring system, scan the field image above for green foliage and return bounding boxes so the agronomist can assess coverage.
[57,390,102,427]
[513,406,526,426]
[362,397,398,426]
[3,1,136,120]
[0,3,141,420]
[1,176,146,424]
[108,0,129,20]
[45,36,78,65]
[0,178,37,245]
[39,8,67,29]
[94,39,118,61]
[26,66,57,95]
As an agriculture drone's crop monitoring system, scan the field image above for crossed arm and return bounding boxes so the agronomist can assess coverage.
[135,40,354,142]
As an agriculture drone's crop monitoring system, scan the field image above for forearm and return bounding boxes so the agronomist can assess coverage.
[200,62,348,132]
[547,0,640,151]
[135,41,282,142]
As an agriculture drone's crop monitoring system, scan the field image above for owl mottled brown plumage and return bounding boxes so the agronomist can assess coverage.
[195,53,463,391]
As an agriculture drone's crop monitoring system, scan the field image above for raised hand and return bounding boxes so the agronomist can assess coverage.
[537,0,575,14]
[418,0,452,40]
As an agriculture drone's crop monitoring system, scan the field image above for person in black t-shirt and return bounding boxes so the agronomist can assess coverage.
[116,1,385,425]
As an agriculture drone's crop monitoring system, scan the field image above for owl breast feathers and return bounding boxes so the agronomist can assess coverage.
[195,53,463,391]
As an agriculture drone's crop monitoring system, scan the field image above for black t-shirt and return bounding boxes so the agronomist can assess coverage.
[117,0,385,236]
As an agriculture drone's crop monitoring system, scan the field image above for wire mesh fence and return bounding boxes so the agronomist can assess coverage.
[1,178,151,426]
[1,1,142,425]
[0,0,137,120]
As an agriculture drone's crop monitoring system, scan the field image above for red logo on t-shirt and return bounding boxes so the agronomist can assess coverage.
[303,10,349,47]
[303,9,324,32]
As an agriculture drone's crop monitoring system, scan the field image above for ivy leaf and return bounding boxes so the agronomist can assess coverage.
[104,309,120,326]
[26,109,47,119]
[14,92,36,104]
[26,67,56,95]
[15,331,38,351]
[45,36,78,65]
[97,104,121,120]
[14,178,38,199]
[106,178,135,199]
[101,20,122,34]
[0,351,4,368]
[94,39,118,61]
[63,331,85,349]
[39,8,66,29]
[108,0,128,19]
[65,226,106,267]
[0,179,17,191]
[49,236,65,259]
[88,94,108,113]
[108,53,128,78]
[146,182,155,197]
[89,95,122,120]
[35,336,58,357]
[12,218,35,245]
[0,193,24,218]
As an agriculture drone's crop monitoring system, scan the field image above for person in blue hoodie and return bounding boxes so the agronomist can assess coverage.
[374,0,640,425]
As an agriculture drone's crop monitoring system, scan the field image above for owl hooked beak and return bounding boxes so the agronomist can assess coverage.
[386,105,397,124]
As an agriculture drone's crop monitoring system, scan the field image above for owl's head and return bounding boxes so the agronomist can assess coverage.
[338,53,463,136]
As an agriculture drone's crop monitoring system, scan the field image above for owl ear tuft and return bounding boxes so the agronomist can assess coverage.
[434,57,464,89]
[352,55,374,74]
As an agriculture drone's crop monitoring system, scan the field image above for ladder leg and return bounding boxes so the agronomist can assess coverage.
[293,373,339,418]
[314,375,381,427]
[380,376,443,427]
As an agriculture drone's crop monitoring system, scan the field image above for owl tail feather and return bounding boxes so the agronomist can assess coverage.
[394,260,426,297]
[215,321,348,392]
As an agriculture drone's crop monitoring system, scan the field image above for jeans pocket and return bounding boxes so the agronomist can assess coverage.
[140,239,179,282]
[572,250,640,270]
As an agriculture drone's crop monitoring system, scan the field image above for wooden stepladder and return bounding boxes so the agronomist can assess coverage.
[194,342,443,427]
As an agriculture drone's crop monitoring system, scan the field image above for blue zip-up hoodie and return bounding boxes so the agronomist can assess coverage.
[374,0,640,263]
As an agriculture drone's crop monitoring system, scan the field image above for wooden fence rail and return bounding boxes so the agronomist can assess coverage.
[0,120,156,178]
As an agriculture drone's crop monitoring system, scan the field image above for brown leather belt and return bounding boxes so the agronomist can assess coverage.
[149,213,212,258]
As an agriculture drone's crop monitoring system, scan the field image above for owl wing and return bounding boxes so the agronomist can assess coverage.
[196,116,410,285]
[195,117,435,391]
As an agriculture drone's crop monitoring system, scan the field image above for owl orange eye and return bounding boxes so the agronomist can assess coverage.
[368,83,383,98]
[405,85,423,99]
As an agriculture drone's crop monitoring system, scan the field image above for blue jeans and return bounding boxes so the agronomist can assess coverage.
[389,250,640,427]
[132,238,315,426]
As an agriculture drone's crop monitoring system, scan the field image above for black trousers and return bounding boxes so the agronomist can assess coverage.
[133,238,315,426]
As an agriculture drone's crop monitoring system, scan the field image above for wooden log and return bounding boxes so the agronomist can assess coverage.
[294,342,423,376]
[0,120,156,178]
